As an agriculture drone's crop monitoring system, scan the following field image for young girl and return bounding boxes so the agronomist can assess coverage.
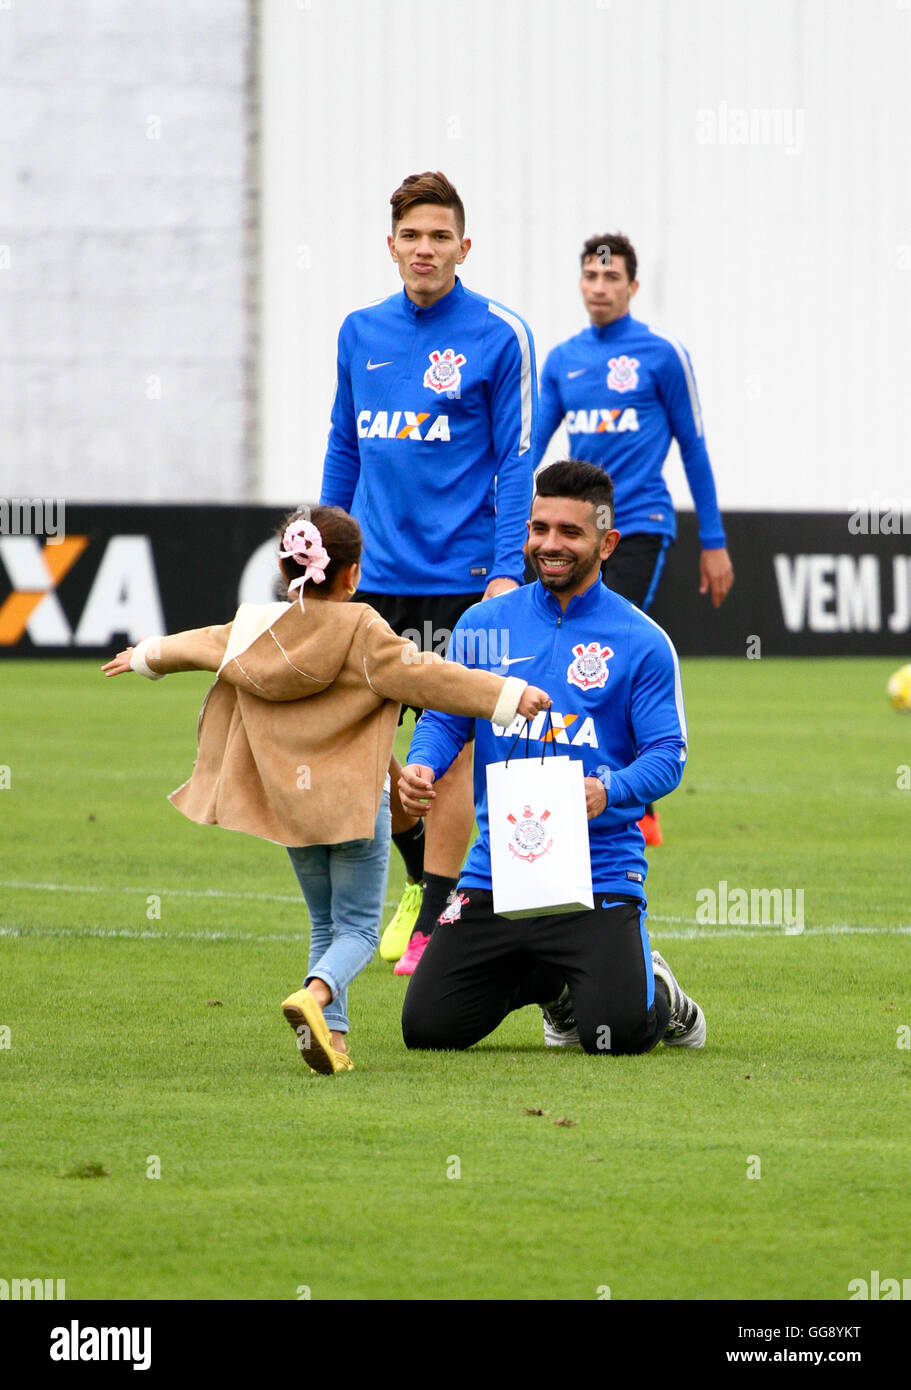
[102,506,551,1076]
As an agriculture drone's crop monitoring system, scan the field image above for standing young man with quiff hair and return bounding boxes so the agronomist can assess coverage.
[320,171,537,973]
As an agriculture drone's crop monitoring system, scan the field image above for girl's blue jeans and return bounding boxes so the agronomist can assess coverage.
[285,788,391,1034]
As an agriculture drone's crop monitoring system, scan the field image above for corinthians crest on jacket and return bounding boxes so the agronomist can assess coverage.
[607,354,639,392]
[424,348,466,395]
[566,641,614,691]
[506,805,553,862]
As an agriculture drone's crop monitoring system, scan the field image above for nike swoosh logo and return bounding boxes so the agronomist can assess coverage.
[366,360,393,370]
[502,655,535,666]
[567,368,586,378]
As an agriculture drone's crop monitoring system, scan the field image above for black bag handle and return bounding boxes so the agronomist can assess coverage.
[505,709,555,767]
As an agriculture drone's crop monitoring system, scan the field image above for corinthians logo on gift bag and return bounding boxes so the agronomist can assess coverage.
[486,708,594,918]
[506,805,553,863]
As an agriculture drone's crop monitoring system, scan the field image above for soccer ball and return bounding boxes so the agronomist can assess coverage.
[886,664,911,712]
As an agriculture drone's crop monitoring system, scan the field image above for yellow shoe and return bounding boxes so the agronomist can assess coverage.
[379,881,424,962]
[281,988,336,1075]
[331,1049,354,1072]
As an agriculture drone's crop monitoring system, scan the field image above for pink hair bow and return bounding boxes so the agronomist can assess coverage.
[279,519,330,608]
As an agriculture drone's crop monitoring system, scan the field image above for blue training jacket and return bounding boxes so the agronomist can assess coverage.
[320,278,537,595]
[407,577,688,900]
[535,313,726,549]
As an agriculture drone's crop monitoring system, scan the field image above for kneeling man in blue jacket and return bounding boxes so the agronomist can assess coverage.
[399,459,705,1056]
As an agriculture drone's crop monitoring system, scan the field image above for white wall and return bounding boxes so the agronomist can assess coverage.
[0,0,254,503]
[259,0,911,515]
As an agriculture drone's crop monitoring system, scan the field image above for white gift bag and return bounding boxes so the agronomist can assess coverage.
[486,721,594,919]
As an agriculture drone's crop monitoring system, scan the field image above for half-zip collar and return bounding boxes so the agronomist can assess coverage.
[530,575,606,623]
[400,276,465,321]
[588,312,633,343]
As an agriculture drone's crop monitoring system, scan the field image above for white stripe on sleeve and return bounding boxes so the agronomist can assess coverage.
[639,609,688,760]
[648,327,703,437]
[488,301,533,457]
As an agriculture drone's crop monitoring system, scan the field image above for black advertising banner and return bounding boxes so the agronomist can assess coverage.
[1,504,909,658]
[649,512,911,657]
[0,505,289,657]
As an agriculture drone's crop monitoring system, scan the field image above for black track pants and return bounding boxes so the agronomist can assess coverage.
[401,889,669,1056]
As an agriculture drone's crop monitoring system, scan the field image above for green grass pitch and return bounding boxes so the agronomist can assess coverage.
[1,657,910,1301]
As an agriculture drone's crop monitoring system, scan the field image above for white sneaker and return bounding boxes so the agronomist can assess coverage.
[651,950,706,1048]
[541,985,581,1048]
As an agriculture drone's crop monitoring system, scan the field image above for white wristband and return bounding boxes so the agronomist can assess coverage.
[492,675,526,727]
[130,637,165,680]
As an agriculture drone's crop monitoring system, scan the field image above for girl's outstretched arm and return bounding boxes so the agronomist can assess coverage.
[101,625,232,680]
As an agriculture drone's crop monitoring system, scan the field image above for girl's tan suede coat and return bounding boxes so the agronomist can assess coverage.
[132,599,525,847]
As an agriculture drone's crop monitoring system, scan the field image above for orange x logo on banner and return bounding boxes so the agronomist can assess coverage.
[0,536,89,645]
